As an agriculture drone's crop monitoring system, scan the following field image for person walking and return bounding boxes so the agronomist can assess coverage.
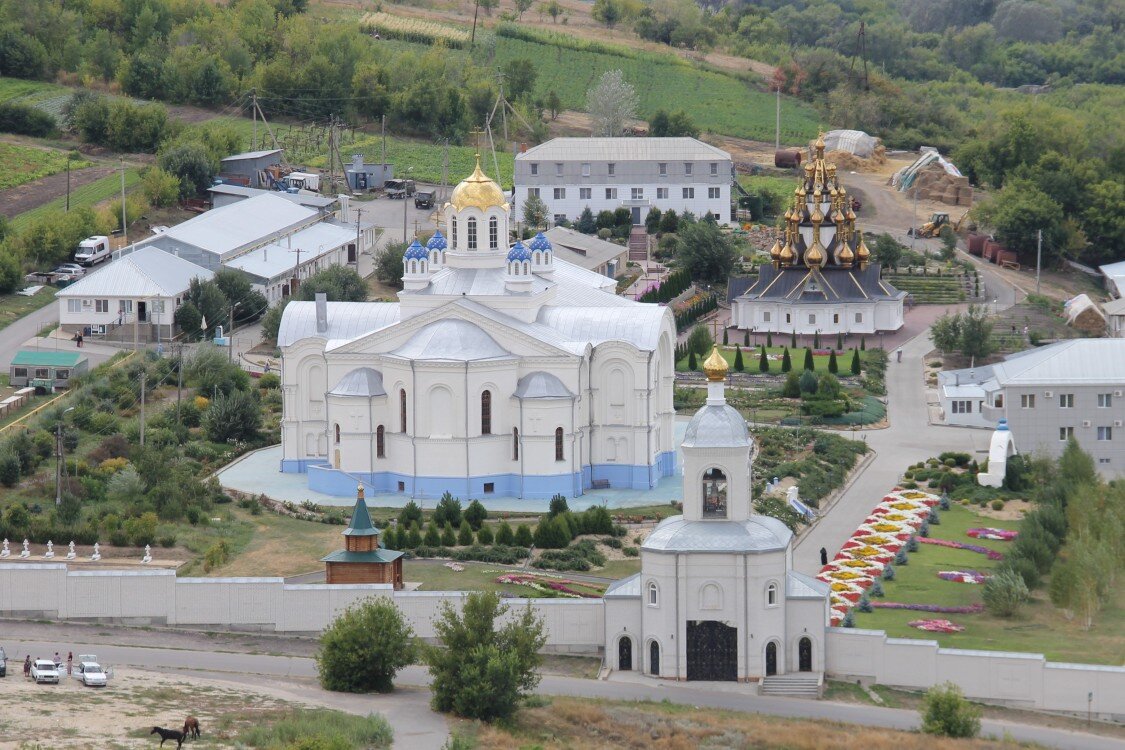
[67,651,73,676]
[819,547,828,566]
[23,655,30,678]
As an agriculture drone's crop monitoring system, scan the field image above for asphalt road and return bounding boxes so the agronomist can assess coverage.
[0,299,59,372]
[2,630,1121,750]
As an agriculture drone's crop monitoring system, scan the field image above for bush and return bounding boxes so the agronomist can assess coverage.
[440,522,457,547]
[463,499,488,530]
[841,610,855,628]
[203,540,230,571]
[204,389,261,443]
[982,568,1029,618]
[258,372,281,390]
[858,594,872,613]
[533,516,571,549]
[870,579,884,597]
[317,599,415,693]
[398,500,423,529]
[921,683,981,738]
[894,548,909,565]
[450,544,529,565]
[423,522,441,547]
[623,546,639,557]
[476,524,494,545]
[456,520,475,546]
[0,451,20,487]
[548,493,570,517]
[990,499,1004,511]
[515,524,533,547]
[141,166,181,207]
[798,369,818,394]
[782,371,801,398]
[434,493,462,527]
[158,535,177,548]
[0,101,57,137]
[882,564,895,581]
[495,521,514,546]
[1000,556,1040,589]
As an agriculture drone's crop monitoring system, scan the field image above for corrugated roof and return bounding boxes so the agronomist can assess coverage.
[278,301,400,348]
[221,149,282,162]
[787,570,829,599]
[990,339,1125,386]
[518,137,730,162]
[683,403,751,448]
[416,267,551,297]
[543,227,626,271]
[643,516,792,553]
[226,223,354,282]
[155,194,316,258]
[736,264,904,303]
[605,573,641,598]
[10,351,85,367]
[55,246,212,299]
[1104,298,1125,315]
[208,184,337,209]
[321,549,403,563]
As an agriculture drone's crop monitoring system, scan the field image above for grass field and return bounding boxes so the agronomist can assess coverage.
[0,286,54,331]
[306,133,514,186]
[0,76,69,105]
[8,168,140,230]
[409,559,608,597]
[378,37,820,142]
[0,143,91,190]
[852,503,1125,665]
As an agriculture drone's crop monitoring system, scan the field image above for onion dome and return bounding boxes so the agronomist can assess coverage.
[506,240,531,262]
[450,154,506,211]
[779,234,796,265]
[855,230,871,264]
[805,240,826,268]
[528,232,552,252]
[815,131,826,155]
[426,230,447,251]
[703,345,729,382]
[837,238,855,266]
[768,234,782,262]
[403,240,427,260]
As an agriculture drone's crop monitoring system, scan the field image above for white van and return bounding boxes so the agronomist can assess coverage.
[74,236,112,266]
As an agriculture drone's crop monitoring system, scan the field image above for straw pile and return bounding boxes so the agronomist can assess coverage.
[904,162,973,206]
[824,146,886,171]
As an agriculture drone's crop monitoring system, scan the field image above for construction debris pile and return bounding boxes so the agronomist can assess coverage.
[892,148,973,207]
[1064,294,1107,335]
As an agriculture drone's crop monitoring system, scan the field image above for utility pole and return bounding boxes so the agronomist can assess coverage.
[381,115,387,173]
[251,89,258,151]
[176,344,184,426]
[355,207,363,263]
[1035,228,1042,295]
[910,187,918,251]
[66,153,71,212]
[55,421,62,507]
[470,0,480,48]
[775,86,781,151]
[120,159,128,248]
[139,371,146,448]
[229,304,236,363]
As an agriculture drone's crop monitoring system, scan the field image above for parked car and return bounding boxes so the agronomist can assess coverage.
[74,661,107,687]
[30,659,59,684]
[414,190,435,209]
[53,263,86,277]
[384,179,415,198]
[0,645,6,677]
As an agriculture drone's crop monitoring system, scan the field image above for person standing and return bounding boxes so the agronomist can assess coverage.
[819,547,828,566]
[67,652,73,676]
[23,655,30,678]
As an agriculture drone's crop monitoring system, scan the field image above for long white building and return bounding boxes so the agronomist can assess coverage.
[513,138,734,226]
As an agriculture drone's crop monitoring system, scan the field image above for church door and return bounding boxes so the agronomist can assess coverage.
[799,637,813,672]
[618,636,632,671]
[765,641,777,676]
[649,641,660,676]
[686,620,738,681]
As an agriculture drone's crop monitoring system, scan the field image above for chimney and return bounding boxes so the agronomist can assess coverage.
[315,292,328,334]
[338,194,350,223]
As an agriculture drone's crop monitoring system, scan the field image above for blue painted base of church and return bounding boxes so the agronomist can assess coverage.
[280,451,678,500]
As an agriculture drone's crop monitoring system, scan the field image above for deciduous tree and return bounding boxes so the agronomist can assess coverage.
[586,70,638,137]
[318,599,415,693]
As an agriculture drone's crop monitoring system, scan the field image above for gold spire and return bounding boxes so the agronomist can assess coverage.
[779,230,796,265]
[856,229,871,267]
[806,212,826,268]
[703,345,729,382]
[769,234,782,263]
[815,131,826,158]
[837,236,855,266]
[449,154,507,211]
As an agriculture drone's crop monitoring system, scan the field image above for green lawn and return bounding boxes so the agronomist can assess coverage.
[0,143,92,191]
[853,503,1125,665]
[408,559,606,597]
[9,168,140,230]
[0,286,55,331]
[677,346,859,375]
[0,76,70,105]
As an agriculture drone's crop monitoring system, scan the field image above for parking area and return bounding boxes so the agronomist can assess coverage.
[353,182,445,248]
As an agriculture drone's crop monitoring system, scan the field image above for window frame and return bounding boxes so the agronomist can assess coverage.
[400,389,407,433]
[683,162,693,176]
[530,163,538,175]
[579,187,591,200]
[1098,393,1113,408]
[1059,393,1074,408]
[554,426,564,461]
[647,581,658,607]
[708,186,720,199]
[631,187,643,200]
[658,162,667,177]
[481,390,492,435]
[1059,426,1074,441]
[553,187,566,200]
[467,217,477,250]
[489,216,498,249]
[766,581,778,607]
[682,187,694,199]
[1021,394,1035,409]
[1097,426,1113,441]
[376,425,385,458]
[656,187,668,200]
[605,188,617,199]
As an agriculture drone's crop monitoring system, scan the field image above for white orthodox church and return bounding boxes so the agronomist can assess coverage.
[278,158,677,500]
[606,348,829,681]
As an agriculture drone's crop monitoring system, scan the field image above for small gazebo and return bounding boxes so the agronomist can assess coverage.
[321,485,403,588]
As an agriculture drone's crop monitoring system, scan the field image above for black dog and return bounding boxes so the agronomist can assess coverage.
[150,726,185,748]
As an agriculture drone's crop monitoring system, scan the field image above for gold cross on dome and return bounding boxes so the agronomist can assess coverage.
[469,128,485,152]
[710,315,721,342]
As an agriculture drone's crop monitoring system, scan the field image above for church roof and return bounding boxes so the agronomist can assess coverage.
[344,493,378,536]
[604,573,641,599]
[536,304,668,351]
[682,404,750,448]
[278,301,400,348]
[389,318,514,362]
[414,266,552,296]
[321,549,403,563]
[643,516,792,554]
[328,368,387,397]
[787,570,830,599]
[736,264,904,304]
[515,372,576,400]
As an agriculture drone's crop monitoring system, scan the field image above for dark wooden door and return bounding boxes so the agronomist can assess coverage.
[765,641,777,676]
[686,620,738,681]
[799,637,813,672]
[618,636,632,671]
[649,640,660,676]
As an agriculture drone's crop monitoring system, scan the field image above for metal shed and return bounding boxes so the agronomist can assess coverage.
[9,350,88,391]
[219,149,283,189]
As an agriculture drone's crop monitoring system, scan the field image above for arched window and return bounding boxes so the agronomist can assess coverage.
[376,425,385,458]
[334,423,340,444]
[647,581,658,607]
[488,216,498,249]
[702,467,728,518]
[399,389,407,433]
[555,427,564,461]
[467,217,477,250]
[767,581,778,607]
[533,251,541,265]
[649,640,660,676]
[452,218,458,248]
[481,390,492,435]
[512,428,519,460]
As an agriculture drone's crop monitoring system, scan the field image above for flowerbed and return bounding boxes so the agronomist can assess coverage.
[908,618,964,634]
[920,537,1003,560]
[937,570,989,584]
[871,601,984,614]
[494,572,604,598]
[967,527,1018,541]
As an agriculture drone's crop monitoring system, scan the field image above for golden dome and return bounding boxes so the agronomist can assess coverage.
[815,132,826,154]
[779,236,796,265]
[769,235,782,262]
[805,240,826,268]
[837,239,855,266]
[703,345,729,382]
[450,154,506,211]
[856,230,871,263]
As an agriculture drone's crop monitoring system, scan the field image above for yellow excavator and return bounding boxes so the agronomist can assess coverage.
[909,211,970,238]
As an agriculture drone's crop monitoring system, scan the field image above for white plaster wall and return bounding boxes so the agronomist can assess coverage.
[174,578,283,625]
[67,570,176,620]
[0,564,66,614]
[513,183,732,226]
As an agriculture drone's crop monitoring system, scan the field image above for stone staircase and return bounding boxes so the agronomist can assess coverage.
[628,227,648,261]
[759,673,822,698]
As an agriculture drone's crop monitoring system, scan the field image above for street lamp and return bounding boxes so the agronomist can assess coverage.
[55,406,75,506]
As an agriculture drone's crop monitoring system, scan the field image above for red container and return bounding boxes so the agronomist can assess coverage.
[967,233,986,256]
[774,149,803,168]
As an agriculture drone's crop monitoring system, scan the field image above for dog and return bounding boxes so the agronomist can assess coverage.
[183,716,201,739]
[150,726,185,748]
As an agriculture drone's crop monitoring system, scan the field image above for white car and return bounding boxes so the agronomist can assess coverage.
[74,661,107,687]
[30,659,59,684]
[53,263,86,277]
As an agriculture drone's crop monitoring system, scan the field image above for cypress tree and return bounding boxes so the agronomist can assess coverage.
[744,330,750,347]
[723,329,728,345]
[495,520,515,546]
[791,330,797,348]
[828,350,838,374]
[850,348,861,375]
[766,332,773,347]
[836,332,843,350]
[688,350,697,370]
[813,331,820,349]
[457,520,475,546]
[781,347,792,372]
[476,523,494,545]
[441,522,457,547]
[803,348,815,371]
[407,522,423,549]
[382,526,398,550]
[758,345,769,373]
[860,336,866,351]
[424,522,441,547]
[733,345,744,371]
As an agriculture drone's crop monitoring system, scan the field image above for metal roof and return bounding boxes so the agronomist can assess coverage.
[389,319,514,362]
[518,137,730,162]
[787,570,830,599]
[278,301,400,348]
[736,264,905,303]
[55,246,212,299]
[989,339,1125,386]
[536,304,670,351]
[208,184,337,209]
[682,403,751,448]
[226,223,354,282]
[221,149,282,162]
[344,495,378,536]
[1099,260,1125,298]
[547,255,618,293]
[415,267,552,297]
[543,227,627,271]
[321,548,403,563]
[328,368,387,397]
[604,573,641,599]
[515,372,576,400]
[643,516,792,553]
[10,351,85,367]
[153,194,317,259]
[1104,297,1125,315]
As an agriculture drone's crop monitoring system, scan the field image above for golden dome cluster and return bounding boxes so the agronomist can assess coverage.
[449,154,507,211]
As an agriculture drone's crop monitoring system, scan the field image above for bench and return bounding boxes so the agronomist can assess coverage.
[590,479,610,490]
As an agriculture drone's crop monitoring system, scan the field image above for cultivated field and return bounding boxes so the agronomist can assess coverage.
[0,142,91,191]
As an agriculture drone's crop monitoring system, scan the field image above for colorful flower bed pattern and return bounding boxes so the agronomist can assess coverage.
[920,537,1004,560]
[871,601,984,614]
[494,572,604,598]
[908,618,965,634]
[967,527,1018,541]
[819,488,941,624]
[937,570,989,584]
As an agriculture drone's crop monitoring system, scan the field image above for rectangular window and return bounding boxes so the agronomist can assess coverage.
[682,187,695,199]
[606,188,617,199]
[56,369,69,380]
[710,162,718,175]
[553,187,566,199]
[581,162,590,177]
[1098,393,1113,408]
[1099,458,1111,464]
[555,163,563,177]
[13,367,26,378]
[1098,426,1113,441]
[1059,393,1074,408]
[684,162,692,175]
[96,299,109,313]
[528,187,540,198]
[118,300,132,314]
[708,187,720,199]
[580,187,591,199]
[785,313,791,324]
[67,299,81,313]
[656,188,668,199]
[151,300,165,314]
[763,312,771,322]
[808,314,815,325]
[397,481,405,492]
[658,162,667,176]
[553,214,566,224]
[951,400,973,415]
[483,482,495,493]
[855,312,863,323]
[1060,426,1074,441]
[1021,394,1036,408]
[34,368,49,379]
[631,188,643,200]
[530,163,538,175]
[608,162,615,176]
